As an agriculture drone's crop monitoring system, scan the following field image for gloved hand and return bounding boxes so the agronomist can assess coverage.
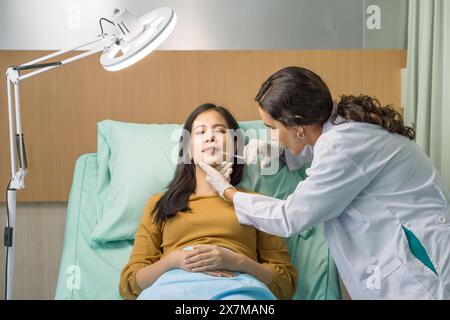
[243,139,284,168]
[213,161,233,182]
[198,161,235,199]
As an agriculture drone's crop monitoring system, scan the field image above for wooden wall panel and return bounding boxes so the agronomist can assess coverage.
[0,50,406,201]
[0,202,66,299]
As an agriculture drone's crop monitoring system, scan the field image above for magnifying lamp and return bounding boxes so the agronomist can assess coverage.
[3,6,176,300]
[101,7,176,71]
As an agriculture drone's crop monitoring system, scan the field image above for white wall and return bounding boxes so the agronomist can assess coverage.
[0,0,407,50]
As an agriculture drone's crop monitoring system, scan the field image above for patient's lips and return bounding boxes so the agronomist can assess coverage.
[201,145,222,165]
[203,145,217,154]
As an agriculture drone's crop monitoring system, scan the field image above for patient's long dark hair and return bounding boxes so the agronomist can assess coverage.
[152,103,244,224]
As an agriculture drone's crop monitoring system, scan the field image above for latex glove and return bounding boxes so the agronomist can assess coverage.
[213,161,233,182]
[243,139,283,168]
[198,161,235,199]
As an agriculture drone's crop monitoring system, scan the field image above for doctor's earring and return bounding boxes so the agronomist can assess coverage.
[296,127,305,140]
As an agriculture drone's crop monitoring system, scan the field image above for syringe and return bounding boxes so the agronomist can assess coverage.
[223,152,246,161]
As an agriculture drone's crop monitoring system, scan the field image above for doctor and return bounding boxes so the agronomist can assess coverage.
[199,66,450,300]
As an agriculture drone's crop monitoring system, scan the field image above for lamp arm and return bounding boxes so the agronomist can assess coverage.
[9,35,115,82]
[4,34,115,190]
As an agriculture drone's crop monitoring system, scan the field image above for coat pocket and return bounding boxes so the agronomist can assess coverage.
[363,257,436,299]
[338,207,365,232]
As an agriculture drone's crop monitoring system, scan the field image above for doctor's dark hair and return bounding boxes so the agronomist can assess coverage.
[152,103,244,224]
[255,66,415,140]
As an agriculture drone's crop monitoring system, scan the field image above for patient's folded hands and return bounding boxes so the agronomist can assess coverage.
[165,247,237,278]
[184,245,243,274]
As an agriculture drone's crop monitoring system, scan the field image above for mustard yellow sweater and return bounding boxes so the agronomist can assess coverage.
[120,193,297,300]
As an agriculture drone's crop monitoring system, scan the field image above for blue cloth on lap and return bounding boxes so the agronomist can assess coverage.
[137,268,276,300]
[137,247,276,300]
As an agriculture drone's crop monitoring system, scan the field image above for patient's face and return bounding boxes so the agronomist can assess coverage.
[190,110,232,165]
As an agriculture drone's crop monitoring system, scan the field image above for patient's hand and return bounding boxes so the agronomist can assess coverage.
[184,245,244,273]
[202,270,236,278]
[166,250,237,278]
[166,250,196,272]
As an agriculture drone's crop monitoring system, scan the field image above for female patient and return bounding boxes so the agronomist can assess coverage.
[119,103,297,300]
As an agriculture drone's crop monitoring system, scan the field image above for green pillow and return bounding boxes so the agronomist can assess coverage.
[92,119,268,244]
[92,120,181,244]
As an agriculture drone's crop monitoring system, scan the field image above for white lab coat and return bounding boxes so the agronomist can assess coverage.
[234,117,450,300]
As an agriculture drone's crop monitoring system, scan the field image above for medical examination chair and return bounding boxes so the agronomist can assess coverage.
[55,120,341,300]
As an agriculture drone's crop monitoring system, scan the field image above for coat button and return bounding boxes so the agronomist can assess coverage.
[437,216,447,224]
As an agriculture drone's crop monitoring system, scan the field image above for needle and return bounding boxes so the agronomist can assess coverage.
[223,152,246,160]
